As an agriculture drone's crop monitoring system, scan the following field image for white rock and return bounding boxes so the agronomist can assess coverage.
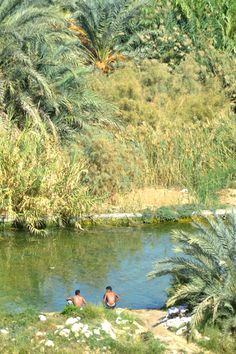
[115,309,124,315]
[65,317,78,326]
[81,324,89,334]
[176,326,187,336]
[0,329,9,335]
[36,331,46,337]
[59,328,70,337]
[71,323,84,333]
[84,330,92,338]
[181,316,192,324]
[181,188,188,193]
[93,328,100,336]
[166,316,191,329]
[101,320,116,340]
[116,317,128,325]
[38,315,47,322]
[203,336,210,341]
[45,340,55,348]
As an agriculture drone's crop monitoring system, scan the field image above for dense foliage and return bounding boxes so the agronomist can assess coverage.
[0,0,236,347]
[91,58,236,202]
[0,120,92,233]
[0,0,107,133]
[149,214,236,333]
[0,0,236,224]
[66,0,144,73]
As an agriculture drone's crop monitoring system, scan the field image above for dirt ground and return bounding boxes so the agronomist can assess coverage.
[100,186,236,213]
[218,188,236,207]
[131,309,208,354]
[101,187,193,212]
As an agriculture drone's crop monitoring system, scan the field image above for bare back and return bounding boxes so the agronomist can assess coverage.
[70,295,86,308]
[104,291,119,305]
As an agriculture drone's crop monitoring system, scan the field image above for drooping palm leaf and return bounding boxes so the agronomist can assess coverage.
[148,214,236,330]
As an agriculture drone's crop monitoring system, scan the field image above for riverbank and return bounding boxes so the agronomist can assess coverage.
[0,203,233,230]
[0,306,164,354]
[1,305,235,354]
[0,306,214,354]
[1,186,235,232]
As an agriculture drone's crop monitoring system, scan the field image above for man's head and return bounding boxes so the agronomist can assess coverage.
[75,289,80,295]
[106,286,112,292]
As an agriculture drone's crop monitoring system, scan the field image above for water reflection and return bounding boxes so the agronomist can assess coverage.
[0,224,192,312]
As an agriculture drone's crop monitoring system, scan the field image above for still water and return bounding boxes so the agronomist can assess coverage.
[0,223,191,312]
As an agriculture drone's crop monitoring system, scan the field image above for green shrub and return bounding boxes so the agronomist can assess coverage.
[149,213,236,331]
[197,325,236,354]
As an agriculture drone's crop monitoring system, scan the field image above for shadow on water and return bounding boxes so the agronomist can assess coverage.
[0,223,193,312]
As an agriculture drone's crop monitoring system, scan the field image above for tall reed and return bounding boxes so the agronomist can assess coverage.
[0,120,92,233]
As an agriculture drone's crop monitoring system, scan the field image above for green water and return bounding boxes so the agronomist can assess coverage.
[0,223,192,312]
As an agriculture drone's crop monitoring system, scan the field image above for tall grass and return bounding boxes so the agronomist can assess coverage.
[91,57,236,205]
[0,120,93,233]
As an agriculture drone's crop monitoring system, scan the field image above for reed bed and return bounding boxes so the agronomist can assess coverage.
[0,121,92,233]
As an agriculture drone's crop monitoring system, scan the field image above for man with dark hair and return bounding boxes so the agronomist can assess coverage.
[103,286,120,309]
[66,289,86,308]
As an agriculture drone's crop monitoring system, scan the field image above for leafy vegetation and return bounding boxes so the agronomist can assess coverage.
[0,0,236,223]
[0,121,92,233]
[149,213,236,334]
[91,58,236,204]
[66,0,144,73]
[0,0,109,133]
[0,307,165,353]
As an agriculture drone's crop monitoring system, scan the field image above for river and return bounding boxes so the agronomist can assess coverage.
[0,223,192,313]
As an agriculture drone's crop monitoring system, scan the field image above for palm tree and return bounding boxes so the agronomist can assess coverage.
[0,0,105,133]
[148,213,236,331]
[66,0,144,73]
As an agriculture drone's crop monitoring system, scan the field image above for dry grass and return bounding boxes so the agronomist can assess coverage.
[99,187,194,212]
[217,188,236,207]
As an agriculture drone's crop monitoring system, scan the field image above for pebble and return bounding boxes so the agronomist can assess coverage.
[115,317,128,325]
[93,328,100,336]
[45,339,55,348]
[59,328,71,337]
[65,317,78,326]
[81,324,89,334]
[71,323,84,333]
[84,330,92,338]
[38,315,47,322]
[101,320,116,340]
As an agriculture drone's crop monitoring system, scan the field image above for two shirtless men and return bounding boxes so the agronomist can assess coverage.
[66,286,119,309]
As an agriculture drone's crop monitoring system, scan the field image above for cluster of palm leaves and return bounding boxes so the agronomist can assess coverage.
[0,0,107,134]
[149,214,236,332]
[65,0,144,73]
